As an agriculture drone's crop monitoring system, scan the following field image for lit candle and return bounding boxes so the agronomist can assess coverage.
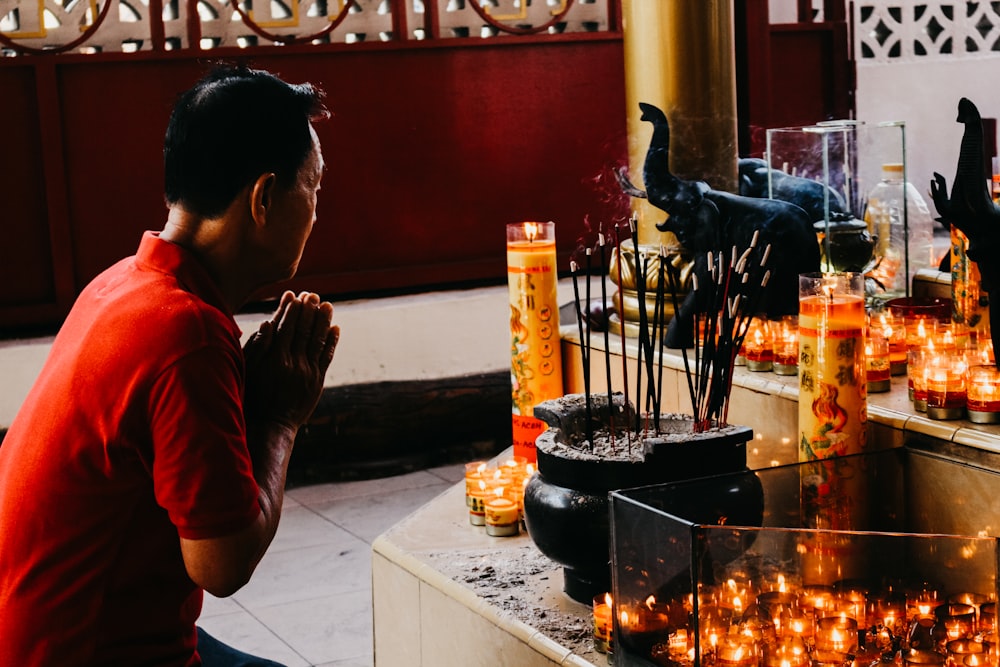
[875,310,908,375]
[866,329,892,393]
[925,352,968,421]
[464,461,489,508]
[744,316,774,372]
[947,639,985,664]
[715,634,757,667]
[592,593,613,654]
[507,221,562,462]
[484,488,520,537]
[798,273,867,461]
[468,479,487,526]
[815,616,858,654]
[937,603,977,644]
[773,315,799,376]
[909,345,932,412]
[766,636,809,667]
[967,365,1000,424]
[902,649,946,667]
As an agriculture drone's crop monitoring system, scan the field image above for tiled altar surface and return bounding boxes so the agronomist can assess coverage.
[371,328,1000,667]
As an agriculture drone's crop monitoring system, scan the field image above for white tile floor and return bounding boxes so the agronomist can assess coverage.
[198,463,468,666]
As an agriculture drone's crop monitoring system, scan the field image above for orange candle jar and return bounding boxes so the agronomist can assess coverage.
[773,315,799,376]
[967,365,1000,424]
[593,593,613,653]
[507,221,562,462]
[798,273,867,461]
[866,331,892,393]
[909,347,931,411]
[815,616,859,654]
[925,352,968,420]
[744,317,774,372]
[464,461,489,508]
[873,310,908,375]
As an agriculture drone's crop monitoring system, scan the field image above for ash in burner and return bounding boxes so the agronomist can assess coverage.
[427,546,599,658]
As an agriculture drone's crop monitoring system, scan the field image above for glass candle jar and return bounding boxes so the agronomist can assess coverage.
[967,364,1000,424]
[866,331,892,393]
[772,315,799,376]
[925,352,968,421]
[744,317,774,372]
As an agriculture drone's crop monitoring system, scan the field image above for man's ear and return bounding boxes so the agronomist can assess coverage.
[249,173,277,228]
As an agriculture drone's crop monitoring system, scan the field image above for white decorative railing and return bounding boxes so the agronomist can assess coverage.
[0,0,614,54]
[855,1,1000,63]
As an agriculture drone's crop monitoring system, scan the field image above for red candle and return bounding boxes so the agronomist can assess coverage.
[968,365,1000,423]
[744,317,774,372]
[925,353,968,420]
[773,315,799,375]
[866,331,891,393]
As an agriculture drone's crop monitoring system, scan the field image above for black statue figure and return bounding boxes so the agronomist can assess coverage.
[930,97,1000,367]
[618,102,821,348]
[738,157,848,223]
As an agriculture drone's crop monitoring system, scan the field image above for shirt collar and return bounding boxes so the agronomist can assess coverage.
[134,231,236,323]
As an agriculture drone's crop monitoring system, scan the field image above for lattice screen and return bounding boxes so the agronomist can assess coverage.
[856,1,1000,62]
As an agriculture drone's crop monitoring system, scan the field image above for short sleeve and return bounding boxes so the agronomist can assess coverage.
[148,345,261,539]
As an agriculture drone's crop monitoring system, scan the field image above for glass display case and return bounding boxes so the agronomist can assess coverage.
[761,122,934,300]
[609,448,1000,666]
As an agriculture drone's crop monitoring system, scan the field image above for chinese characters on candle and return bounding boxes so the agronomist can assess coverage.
[507,221,562,462]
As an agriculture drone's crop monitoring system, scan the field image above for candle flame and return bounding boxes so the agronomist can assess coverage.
[645,595,656,610]
[605,592,612,607]
[777,574,786,592]
[524,222,539,241]
[492,486,505,498]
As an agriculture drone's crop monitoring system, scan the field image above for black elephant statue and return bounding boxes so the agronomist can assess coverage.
[618,102,821,348]
[738,156,848,223]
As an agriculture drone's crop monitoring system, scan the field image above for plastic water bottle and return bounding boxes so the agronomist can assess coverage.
[863,162,936,297]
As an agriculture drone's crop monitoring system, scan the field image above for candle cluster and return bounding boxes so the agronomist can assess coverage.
[463,457,534,537]
[871,305,996,422]
[736,315,799,376]
[613,576,999,667]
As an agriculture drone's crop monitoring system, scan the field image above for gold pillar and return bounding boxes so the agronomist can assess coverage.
[621,0,740,246]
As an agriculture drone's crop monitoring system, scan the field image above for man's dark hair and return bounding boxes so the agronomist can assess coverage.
[164,64,328,219]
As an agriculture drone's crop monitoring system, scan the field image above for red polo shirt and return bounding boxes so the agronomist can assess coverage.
[0,232,261,665]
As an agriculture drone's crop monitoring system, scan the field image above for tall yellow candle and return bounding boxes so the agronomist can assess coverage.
[507,221,563,462]
[798,273,868,460]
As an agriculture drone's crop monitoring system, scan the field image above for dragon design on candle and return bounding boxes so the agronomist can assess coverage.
[802,381,850,460]
[617,102,821,348]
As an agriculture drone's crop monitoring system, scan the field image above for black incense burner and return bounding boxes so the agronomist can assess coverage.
[522,392,753,604]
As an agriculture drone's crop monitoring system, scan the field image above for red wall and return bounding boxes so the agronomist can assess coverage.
[0,36,630,331]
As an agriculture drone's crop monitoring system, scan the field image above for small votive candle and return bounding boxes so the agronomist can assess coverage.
[866,331,892,393]
[936,603,977,643]
[902,649,947,667]
[484,489,520,537]
[773,315,799,376]
[716,634,757,667]
[875,310,908,375]
[464,461,489,508]
[766,636,809,667]
[744,317,774,372]
[967,365,1000,424]
[468,479,488,526]
[926,353,968,421]
[910,348,931,412]
[593,593,613,654]
[815,616,858,654]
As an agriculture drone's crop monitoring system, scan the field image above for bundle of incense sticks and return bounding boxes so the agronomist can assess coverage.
[666,231,772,432]
[570,220,771,446]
